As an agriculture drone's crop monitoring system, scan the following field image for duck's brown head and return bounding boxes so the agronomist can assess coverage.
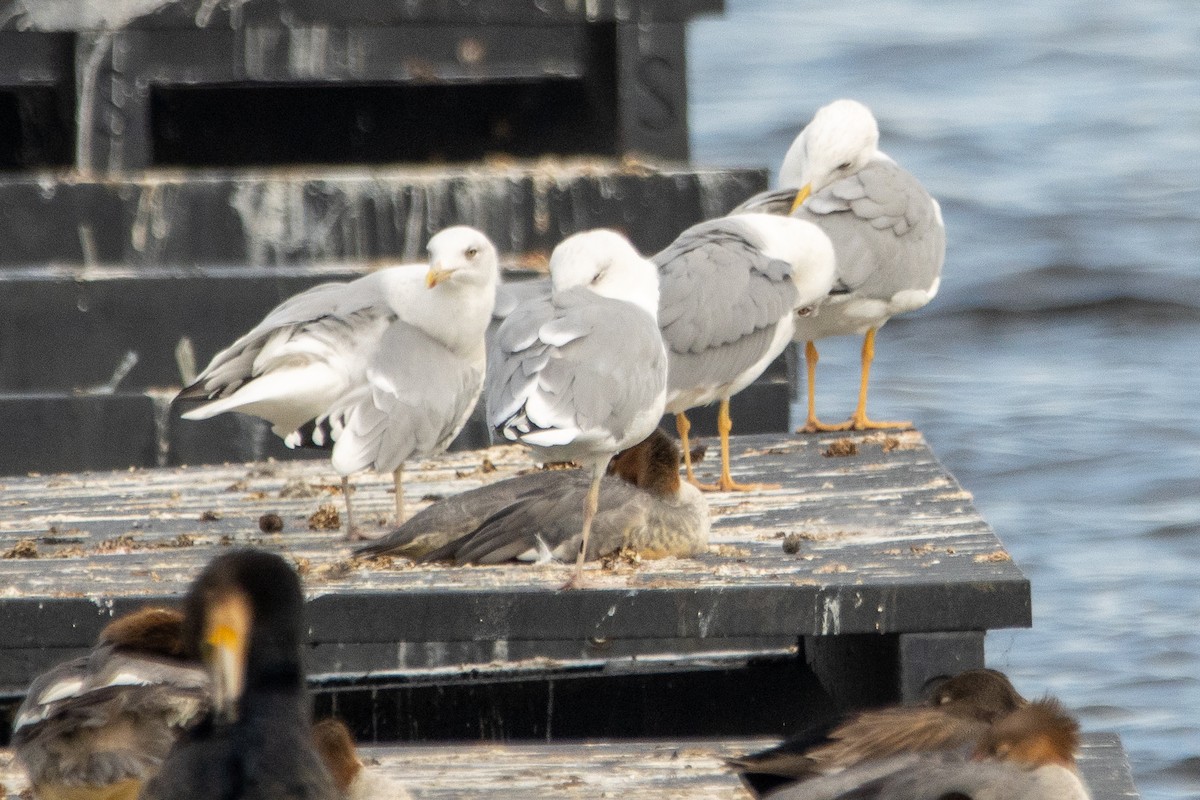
[927,668,1027,722]
[607,429,681,496]
[99,607,188,660]
[312,718,362,792]
[974,697,1080,770]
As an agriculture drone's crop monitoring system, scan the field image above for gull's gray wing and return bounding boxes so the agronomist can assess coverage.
[655,218,799,400]
[731,187,801,216]
[493,277,551,322]
[328,318,484,474]
[487,288,667,452]
[354,469,590,558]
[796,160,944,300]
[177,270,400,408]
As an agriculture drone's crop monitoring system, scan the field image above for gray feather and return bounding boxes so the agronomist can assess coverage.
[329,319,483,474]
[487,288,666,449]
[795,161,944,301]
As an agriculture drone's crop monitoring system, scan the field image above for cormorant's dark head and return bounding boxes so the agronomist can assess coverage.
[183,549,306,723]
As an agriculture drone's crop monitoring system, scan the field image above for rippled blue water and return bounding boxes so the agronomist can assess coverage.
[688,2,1200,797]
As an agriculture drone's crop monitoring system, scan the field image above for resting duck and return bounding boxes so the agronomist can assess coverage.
[311,718,411,800]
[11,607,209,800]
[139,550,338,800]
[356,428,709,565]
[729,668,1027,796]
[767,698,1090,800]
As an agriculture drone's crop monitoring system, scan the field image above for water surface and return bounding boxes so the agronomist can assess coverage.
[689,3,1200,797]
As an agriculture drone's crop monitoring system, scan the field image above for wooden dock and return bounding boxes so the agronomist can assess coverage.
[0,428,1032,744]
[0,428,1145,796]
[0,429,1027,695]
[0,734,1140,799]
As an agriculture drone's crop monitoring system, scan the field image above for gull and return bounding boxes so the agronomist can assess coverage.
[736,99,945,432]
[176,227,499,537]
[486,229,667,587]
[655,213,836,490]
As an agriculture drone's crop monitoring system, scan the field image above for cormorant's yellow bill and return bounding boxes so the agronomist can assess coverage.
[203,589,251,723]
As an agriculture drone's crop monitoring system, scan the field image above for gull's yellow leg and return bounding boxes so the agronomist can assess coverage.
[715,398,781,492]
[798,340,851,433]
[845,327,912,431]
[341,476,365,542]
[676,411,718,490]
[561,461,605,590]
[393,466,406,523]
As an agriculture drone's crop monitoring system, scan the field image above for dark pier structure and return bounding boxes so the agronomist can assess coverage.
[0,2,1140,797]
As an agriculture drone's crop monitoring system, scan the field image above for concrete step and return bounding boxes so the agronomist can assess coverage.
[0,162,763,267]
[0,380,787,476]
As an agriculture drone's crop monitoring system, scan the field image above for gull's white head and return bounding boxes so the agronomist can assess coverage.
[424,226,499,291]
[736,214,837,310]
[778,99,880,199]
[549,229,660,319]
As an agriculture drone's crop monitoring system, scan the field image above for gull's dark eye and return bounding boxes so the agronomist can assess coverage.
[837,161,852,171]
[465,247,479,259]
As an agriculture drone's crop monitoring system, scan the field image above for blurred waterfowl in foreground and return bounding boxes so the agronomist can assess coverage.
[139,550,337,800]
[177,227,499,537]
[486,230,668,587]
[311,719,412,800]
[767,698,1090,800]
[655,213,836,491]
[729,669,1027,796]
[735,99,945,433]
[11,608,209,800]
[358,429,708,564]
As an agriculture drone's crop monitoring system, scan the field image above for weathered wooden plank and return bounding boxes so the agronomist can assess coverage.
[0,733,1141,799]
[0,430,1030,693]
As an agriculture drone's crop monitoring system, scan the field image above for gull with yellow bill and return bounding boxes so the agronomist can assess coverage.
[176,227,499,534]
[736,99,945,432]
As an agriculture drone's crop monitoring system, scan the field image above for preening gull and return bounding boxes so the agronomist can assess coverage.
[356,429,708,564]
[486,229,668,587]
[655,213,836,491]
[176,227,499,535]
[735,99,945,432]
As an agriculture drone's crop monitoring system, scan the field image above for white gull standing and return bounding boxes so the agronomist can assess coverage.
[655,213,836,491]
[176,226,499,536]
[486,229,667,587]
[736,99,945,432]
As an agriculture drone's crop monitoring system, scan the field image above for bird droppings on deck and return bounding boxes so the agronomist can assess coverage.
[308,505,342,531]
[258,513,284,533]
[823,439,859,457]
[0,734,1137,800]
[0,431,1023,600]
